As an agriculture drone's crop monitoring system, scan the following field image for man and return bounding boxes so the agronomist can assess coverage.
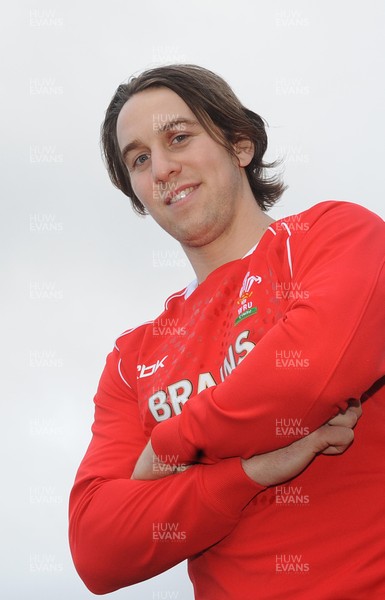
[69,65,385,599]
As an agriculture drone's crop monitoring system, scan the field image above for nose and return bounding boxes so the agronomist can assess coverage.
[151,148,182,184]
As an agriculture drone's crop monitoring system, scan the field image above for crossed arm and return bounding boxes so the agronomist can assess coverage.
[132,402,361,483]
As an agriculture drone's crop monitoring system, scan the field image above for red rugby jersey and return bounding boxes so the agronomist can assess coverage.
[69,201,385,599]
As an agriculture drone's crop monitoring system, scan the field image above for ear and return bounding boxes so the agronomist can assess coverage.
[233,138,254,167]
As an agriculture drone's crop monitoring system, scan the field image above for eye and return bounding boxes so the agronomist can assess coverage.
[133,154,149,168]
[171,134,188,145]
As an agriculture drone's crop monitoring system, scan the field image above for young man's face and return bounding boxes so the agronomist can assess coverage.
[116,86,253,249]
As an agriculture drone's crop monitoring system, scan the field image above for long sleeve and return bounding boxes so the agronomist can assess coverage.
[151,202,385,463]
[69,348,264,594]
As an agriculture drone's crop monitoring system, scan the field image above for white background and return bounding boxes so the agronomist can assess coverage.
[1,1,384,599]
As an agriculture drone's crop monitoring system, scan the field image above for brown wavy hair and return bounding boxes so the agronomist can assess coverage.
[101,64,286,215]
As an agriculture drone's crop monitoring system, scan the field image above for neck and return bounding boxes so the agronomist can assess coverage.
[182,195,275,284]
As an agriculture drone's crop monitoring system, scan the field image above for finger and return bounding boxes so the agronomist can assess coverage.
[328,409,358,428]
[348,399,362,419]
[328,401,362,427]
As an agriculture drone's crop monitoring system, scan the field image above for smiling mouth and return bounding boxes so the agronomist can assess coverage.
[168,185,198,205]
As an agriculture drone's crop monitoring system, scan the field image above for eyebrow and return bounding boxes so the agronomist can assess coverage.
[120,118,199,162]
[156,117,198,133]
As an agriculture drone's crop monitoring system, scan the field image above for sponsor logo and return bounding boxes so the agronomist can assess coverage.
[148,331,256,421]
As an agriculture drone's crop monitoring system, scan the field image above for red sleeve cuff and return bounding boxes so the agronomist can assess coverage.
[151,420,266,516]
[199,457,266,516]
[151,415,197,464]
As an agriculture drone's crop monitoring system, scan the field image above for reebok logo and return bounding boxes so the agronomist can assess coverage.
[137,355,168,378]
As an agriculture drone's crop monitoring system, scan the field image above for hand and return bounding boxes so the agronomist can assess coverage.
[241,400,362,488]
[131,440,190,481]
[241,424,354,487]
[324,399,362,453]
[327,400,362,428]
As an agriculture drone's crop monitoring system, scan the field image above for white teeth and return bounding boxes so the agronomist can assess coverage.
[169,186,195,204]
